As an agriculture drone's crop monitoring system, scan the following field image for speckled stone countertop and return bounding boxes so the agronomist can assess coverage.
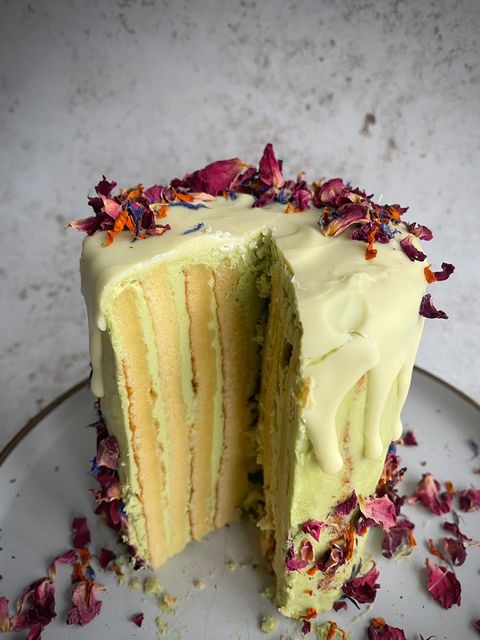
[1,0,479,450]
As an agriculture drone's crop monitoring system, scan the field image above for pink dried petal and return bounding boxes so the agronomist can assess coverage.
[399,235,426,262]
[429,262,455,282]
[419,294,448,320]
[67,215,105,235]
[367,618,406,640]
[402,430,418,445]
[406,221,433,240]
[342,563,380,604]
[101,196,123,220]
[301,620,311,634]
[425,559,461,609]
[314,178,347,207]
[285,545,309,571]
[146,223,171,236]
[72,517,91,548]
[66,581,105,626]
[11,578,56,631]
[443,521,472,542]
[381,518,415,558]
[182,158,250,195]
[258,143,284,189]
[360,495,397,532]
[292,187,311,211]
[474,619,480,632]
[300,519,326,542]
[300,539,314,563]
[188,192,217,201]
[323,545,347,576]
[96,436,119,470]
[440,537,466,566]
[323,204,370,237]
[335,492,358,517]
[132,612,144,627]
[26,624,44,640]
[0,596,9,632]
[48,549,78,579]
[333,600,347,611]
[408,473,452,514]
[458,486,480,511]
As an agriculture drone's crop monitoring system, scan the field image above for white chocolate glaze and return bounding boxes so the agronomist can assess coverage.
[80,194,425,474]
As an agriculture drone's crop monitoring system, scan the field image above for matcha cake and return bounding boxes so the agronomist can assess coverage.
[72,144,449,619]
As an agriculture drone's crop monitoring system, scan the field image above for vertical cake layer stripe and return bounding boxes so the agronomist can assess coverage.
[111,286,168,567]
[141,264,192,557]
[213,259,252,529]
[184,264,219,539]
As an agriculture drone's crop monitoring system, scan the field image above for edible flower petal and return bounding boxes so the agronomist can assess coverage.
[399,235,426,262]
[101,196,123,220]
[333,600,347,611]
[258,143,284,188]
[408,473,452,515]
[96,436,119,470]
[440,537,466,566]
[335,492,358,517]
[314,178,347,207]
[72,517,91,549]
[406,222,433,240]
[182,222,205,235]
[95,176,117,198]
[402,430,418,445]
[285,545,309,571]
[147,223,171,236]
[26,623,44,640]
[342,563,380,604]
[10,578,56,631]
[0,596,9,632]
[67,215,104,235]
[459,486,480,511]
[301,519,326,542]
[443,520,471,542]
[300,539,314,563]
[424,262,455,283]
[132,612,144,627]
[367,617,406,640]
[98,548,116,570]
[419,294,448,320]
[179,158,250,195]
[425,559,461,609]
[48,549,78,579]
[381,517,416,558]
[324,204,370,237]
[301,620,311,634]
[359,495,397,531]
[66,581,105,626]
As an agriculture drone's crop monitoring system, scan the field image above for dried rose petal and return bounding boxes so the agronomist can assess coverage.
[424,262,455,283]
[360,495,397,531]
[48,549,78,579]
[26,624,44,640]
[301,519,326,542]
[402,430,418,445]
[0,596,9,632]
[96,436,119,470]
[285,545,309,571]
[458,486,480,512]
[66,581,105,626]
[72,517,91,548]
[474,619,480,632]
[440,537,466,566]
[382,518,415,558]
[406,222,433,240]
[425,559,461,609]
[10,578,56,631]
[180,158,250,195]
[323,204,370,237]
[300,539,314,563]
[399,235,426,262]
[132,612,144,627]
[342,563,380,604]
[301,620,311,634]
[95,176,117,198]
[333,600,347,612]
[408,473,452,515]
[258,143,284,189]
[98,548,116,570]
[367,617,406,640]
[443,521,471,542]
[419,294,448,320]
[67,215,105,235]
[314,178,347,207]
[101,196,123,220]
[335,492,358,517]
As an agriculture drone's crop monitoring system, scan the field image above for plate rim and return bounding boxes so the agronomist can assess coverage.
[1,366,478,467]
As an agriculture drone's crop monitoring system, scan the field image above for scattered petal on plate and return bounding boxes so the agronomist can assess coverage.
[367,617,406,639]
[342,563,380,604]
[458,486,480,512]
[407,473,452,515]
[425,559,461,609]
[72,517,91,548]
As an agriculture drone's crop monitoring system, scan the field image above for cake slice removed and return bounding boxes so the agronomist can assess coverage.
[77,146,437,619]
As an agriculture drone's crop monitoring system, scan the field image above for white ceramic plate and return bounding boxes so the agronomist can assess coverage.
[1,368,479,640]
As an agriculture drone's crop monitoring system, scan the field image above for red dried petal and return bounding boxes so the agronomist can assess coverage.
[0,596,9,632]
[96,436,119,470]
[443,521,471,542]
[285,545,309,571]
[72,517,91,548]
[258,143,284,189]
[95,176,117,198]
[26,623,44,640]
[407,473,452,515]
[67,215,105,235]
[400,235,426,262]
[132,612,144,627]
[402,430,418,445]
[48,549,78,579]
[405,222,433,240]
[367,617,406,640]
[335,492,358,517]
[381,518,415,558]
[301,620,311,634]
[333,600,347,611]
[300,539,314,563]
[360,495,397,531]
[419,294,448,320]
[181,158,250,195]
[313,178,347,207]
[301,519,326,542]
[66,581,105,626]
[98,548,116,570]
[440,537,466,566]
[11,578,56,631]
[342,563,380,604]
[323,204,370,237]
[425,559,461,609]
[458,486,480,511]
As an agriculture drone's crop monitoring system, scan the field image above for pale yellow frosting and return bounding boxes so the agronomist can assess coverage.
[81,194,425,474]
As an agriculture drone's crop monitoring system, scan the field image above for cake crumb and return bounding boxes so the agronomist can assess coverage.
[155,617,168,635]
[260,585,275,601]
[117,574,127,588]
[157,592,177,612]
[192,579,205,590]
[227,561,237,572]
[260,616,278,633]
[128,576,142,591]
[144,576,164,595]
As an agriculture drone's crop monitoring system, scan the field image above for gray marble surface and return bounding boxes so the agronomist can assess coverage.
[1,0,479,450]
